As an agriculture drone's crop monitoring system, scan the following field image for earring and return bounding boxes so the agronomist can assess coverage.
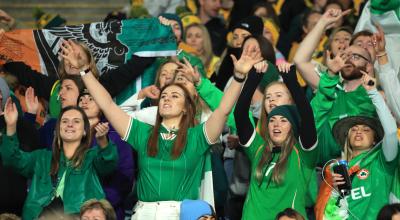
[83,131,86,136]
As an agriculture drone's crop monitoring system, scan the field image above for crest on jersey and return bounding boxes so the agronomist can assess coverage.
[357,169,369,180]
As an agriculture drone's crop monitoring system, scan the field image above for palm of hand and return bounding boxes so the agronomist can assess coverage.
[235,56,255,74]
[4,109,18,125]
[328,56,345,73]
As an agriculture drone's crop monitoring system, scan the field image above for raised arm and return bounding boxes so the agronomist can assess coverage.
[205,42,263,143]
[234,68,263,145]
[0,98,36,178]
[373,24,400,123]
[361,73,398,162]
[60,40,131,138]
[310,48,348,130]
[279,64,317,149]
[293,9,350,90]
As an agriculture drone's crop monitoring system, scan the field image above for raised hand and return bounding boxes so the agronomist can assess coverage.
[320,8,352,30]
[4,98,18,135]
[277,62,292,73]
[326,50,348,75]
[25,87,39,114]
[372,22,386,55]
[95,122,110,148]
[253,60,269,74]
[138,85,161,100]
[361,71,377,91]
[176,57,201,85]
[158,16,174,26]
[0,9,15,28]
[231,40,263,76]
[95,122,109,138]
[59,39,87,70]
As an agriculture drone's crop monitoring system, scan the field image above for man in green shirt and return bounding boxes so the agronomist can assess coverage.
[311,44,377,165]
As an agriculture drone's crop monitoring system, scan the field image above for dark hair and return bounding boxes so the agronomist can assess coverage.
[50,106,91,177]
[80,199,117,220]
[350,30,374,45]
[301,10,321,29]
[147,83,197,159]
[377,204,400,220]
[60,74,85,95]
[242,35,276,64]
[324,0,344,11]
[275,208,305,220]
[250,2,279,26]
[326,0,353,10]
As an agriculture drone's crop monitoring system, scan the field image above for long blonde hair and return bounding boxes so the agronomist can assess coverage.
[256,81,295,185]
[255,128,296,185]
[343,126,376,161]
[185,23,214,69]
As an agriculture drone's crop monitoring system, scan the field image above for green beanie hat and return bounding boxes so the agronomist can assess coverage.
[267,105,300,138]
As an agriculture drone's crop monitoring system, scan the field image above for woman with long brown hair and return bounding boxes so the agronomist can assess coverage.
[234,43,318,218]
[60,38,262,219]
[0,102,118,219]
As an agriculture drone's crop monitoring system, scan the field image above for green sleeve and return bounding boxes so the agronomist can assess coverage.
[123,117,152,152]
[49,81,61,118]
[310,72,340,130]
[196,77,223,112]
[0,134,37,178]
[196,77,254,134]
[93,140,119,177]
[243,132,266,162]
[298,143,318,169]
[370,0,400,15]
[192,123,214,155]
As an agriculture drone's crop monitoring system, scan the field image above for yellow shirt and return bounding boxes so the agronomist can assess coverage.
[206,56,220,78]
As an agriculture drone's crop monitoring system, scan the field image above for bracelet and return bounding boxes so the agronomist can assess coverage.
[79,67,90,76]
[233,74,246,83]
[376,52,387,57]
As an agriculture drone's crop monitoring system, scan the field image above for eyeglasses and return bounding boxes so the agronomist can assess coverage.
[349,53,370,63]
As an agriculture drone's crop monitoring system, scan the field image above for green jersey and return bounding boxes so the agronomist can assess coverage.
[311,72,376,164]
[123,117,212,202]
[324,144,399,220]
[241,132,317,220]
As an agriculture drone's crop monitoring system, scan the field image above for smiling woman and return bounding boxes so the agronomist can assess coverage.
[0,103,118,219]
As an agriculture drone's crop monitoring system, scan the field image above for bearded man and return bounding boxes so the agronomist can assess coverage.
[310,45,378,165]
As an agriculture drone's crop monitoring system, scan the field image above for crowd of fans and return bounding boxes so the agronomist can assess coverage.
[0,0,400,219]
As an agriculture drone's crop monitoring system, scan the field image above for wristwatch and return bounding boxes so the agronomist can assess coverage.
[80,67,90,76]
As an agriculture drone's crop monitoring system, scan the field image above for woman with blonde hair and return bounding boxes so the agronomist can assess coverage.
[184,23,220,79]
[315,74,399,220]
